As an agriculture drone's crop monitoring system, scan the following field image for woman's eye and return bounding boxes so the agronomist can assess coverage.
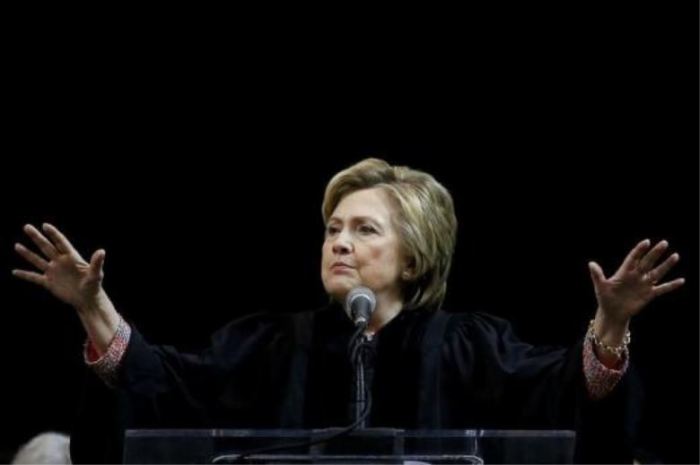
[358,225,377,234]
[326,225,340,235]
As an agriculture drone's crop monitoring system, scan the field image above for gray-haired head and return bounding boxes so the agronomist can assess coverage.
[11,432,70,464]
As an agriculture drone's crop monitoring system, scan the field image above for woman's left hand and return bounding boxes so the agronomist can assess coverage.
[588,239,685,326]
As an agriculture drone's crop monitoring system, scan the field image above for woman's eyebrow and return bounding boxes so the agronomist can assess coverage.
[329,215,383,225]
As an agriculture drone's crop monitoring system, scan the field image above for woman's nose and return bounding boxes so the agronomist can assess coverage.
[332,232,352,255]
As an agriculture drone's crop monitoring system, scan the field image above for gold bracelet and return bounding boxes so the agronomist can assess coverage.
[587,319,631,358]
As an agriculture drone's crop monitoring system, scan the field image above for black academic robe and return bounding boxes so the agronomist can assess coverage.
[70,304,639,463]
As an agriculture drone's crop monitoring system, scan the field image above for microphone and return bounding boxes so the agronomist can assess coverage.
[344,286,376,328]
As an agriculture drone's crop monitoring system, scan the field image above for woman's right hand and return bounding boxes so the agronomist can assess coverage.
[13,223,107,314]
[13,223,120,353]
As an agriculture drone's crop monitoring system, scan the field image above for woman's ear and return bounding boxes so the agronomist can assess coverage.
[402,258,417,280]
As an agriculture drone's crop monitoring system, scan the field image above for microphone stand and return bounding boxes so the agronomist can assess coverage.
[350,327,373,428]
[211,323,374,463]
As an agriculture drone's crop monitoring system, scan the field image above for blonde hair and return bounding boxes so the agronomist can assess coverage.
[322,158,457,310]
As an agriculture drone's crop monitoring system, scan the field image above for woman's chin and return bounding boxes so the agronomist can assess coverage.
[324,279,357,302]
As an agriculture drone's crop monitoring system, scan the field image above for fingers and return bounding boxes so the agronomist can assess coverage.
[89,249,106,280]
[41,223,76,255]
[639,240,669,272]
[11,269,46,287]
[588,261,606,287]
[647,252,679,283]
[22,224,58,259]
[620,239,651,272]
[653,278,685,297]
[14,243,49,271]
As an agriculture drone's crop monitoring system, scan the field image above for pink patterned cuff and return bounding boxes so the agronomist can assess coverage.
[83,316,132,387]
[582,335,628,400]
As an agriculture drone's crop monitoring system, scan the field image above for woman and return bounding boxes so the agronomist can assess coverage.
[13,158,684,463]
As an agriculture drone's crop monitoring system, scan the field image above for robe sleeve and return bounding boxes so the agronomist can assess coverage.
[442,311,641,463]
[70,311,292,464]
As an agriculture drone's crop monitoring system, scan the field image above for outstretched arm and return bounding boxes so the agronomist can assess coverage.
[13,223,120,354]
[589,239,684,366]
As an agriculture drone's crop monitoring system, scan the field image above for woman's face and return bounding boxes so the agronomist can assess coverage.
[321,187,408,305]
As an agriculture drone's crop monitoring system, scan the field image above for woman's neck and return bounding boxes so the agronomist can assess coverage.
[365,296,404,336]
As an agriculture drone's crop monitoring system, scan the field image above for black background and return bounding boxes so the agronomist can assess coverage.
[1,5,698,463]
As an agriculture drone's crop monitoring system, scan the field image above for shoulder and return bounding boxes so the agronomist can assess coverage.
[433,309,531,357]
[210,307,322,347]
[439,309,515,337]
